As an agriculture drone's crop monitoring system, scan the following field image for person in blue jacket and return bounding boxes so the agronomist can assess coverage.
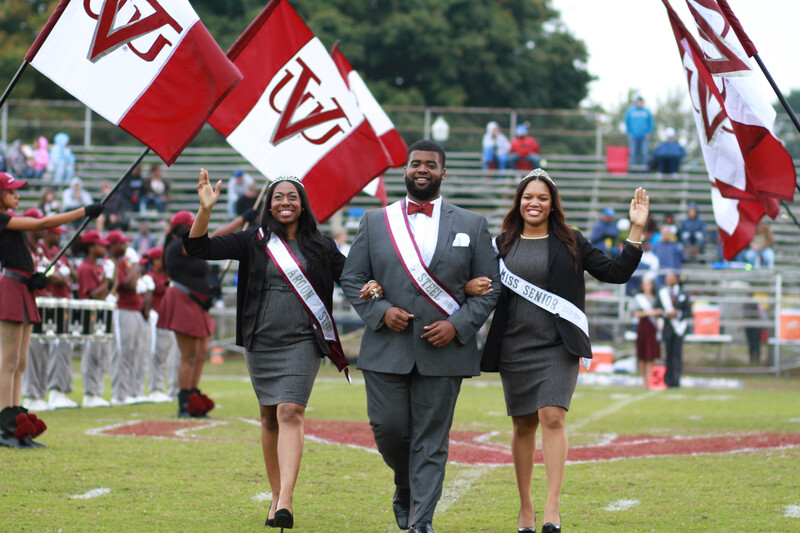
[625,96,654,166]
[649,127,687,175]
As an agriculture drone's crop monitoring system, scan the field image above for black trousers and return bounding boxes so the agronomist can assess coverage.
[663,332,684,387]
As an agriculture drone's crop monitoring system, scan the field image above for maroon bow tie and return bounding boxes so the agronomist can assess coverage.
[407,202,434,217]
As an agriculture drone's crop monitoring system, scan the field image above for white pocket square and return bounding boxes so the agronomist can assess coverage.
[452,233,470,247]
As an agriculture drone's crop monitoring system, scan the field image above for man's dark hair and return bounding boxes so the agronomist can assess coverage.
[406,140,446,167]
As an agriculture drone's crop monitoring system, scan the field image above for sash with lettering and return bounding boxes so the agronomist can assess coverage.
[493,239,592,369]
[383,200,461,316]
[259,229,350,382]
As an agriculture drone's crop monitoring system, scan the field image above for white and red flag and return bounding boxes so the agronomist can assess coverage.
[662,0,793,258]
[209,0,391,222]
[25,0,242,165]
[330,43,407,206]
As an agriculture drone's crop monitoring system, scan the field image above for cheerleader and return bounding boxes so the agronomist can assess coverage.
[0,172,103,448]
[141,247,175,403]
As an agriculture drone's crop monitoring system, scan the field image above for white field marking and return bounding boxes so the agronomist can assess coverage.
[688,415,702,420]
[605,499,640,512]
[70,488,111,499]
[251,492,273,502]
[238,417,261,426]
[487,411,506,416]
[663,393,687,399]
[789,418,800,423]
[610,393,632,400]
[570,390,658,431]
[696,395,733,401]
[783,505,800,518]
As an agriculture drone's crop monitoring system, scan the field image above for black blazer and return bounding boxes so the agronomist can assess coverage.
[482,229,642,371]
[183,228,346,354]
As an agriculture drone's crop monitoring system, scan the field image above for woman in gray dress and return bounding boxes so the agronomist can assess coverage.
[474,169,649,532]
[184,169,380,531]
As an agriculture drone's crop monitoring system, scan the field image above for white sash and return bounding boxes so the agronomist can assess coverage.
[658,286,689,336]
[634,293,660,329]
[383,200,460,316]
[494,238,591,369]
[260,229,350,381]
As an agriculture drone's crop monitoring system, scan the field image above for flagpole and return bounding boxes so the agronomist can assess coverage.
[216,178,270,285]
[0,60,30,112]
[43,147,151,274]
[781,201,800,230]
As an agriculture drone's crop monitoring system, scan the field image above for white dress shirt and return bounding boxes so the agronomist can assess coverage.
[406,196,442,266]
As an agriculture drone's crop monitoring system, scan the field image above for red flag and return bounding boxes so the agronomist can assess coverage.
[26,0,241,165]
[680,0,796,206]
[208,0,391,222]
[330,43,407,207]
[663,0,772,259]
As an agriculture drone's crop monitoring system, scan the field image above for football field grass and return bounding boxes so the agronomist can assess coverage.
[3,359,800,532]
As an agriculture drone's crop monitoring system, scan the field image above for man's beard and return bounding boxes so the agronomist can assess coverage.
[404,175,441,201]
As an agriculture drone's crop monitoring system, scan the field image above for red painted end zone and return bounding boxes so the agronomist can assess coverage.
[95,419,800,464]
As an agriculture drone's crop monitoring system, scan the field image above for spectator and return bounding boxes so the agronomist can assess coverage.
[37,187,61,215]
[740,220,775,268]
[649,127,686,176]
[142,163,168,213]
[234,180,259,216]
[662,212,677,237]
[31,136,50,179]
[227,169,254,217]
[626,238,660,296]
[5,140,30,178]
[625,95,654,166]
[677,201,707,262]
[61,177,92,213]
[120,164,145,213]
[652,226,685,273]
[643,214,661,246]
[590,207,619,257]
[132,220,158,257]
[743,293,768,364]
[481,121,510,177]
[49,132,75,184]
[508,124,541,170]
[95,181,130,232]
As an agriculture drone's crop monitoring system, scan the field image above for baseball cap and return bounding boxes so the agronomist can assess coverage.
[688,201,698,209]
[516,124,528,136]
[81,230,111,246]
[47,226,68,234]
[232,169,244,178]
[664,127,676,138]
[146,247,163,260]
[23,208,44,219]
[105,229,132,244]
[602,207,615,217]
[0,172,27,190]
[169,210,195,227]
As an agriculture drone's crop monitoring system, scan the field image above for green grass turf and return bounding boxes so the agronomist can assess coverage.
[2,359,800,532]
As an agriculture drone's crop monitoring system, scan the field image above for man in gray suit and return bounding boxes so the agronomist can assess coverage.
[341,140,500,533]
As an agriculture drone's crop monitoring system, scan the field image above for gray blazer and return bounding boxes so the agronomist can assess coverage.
[341,201,500,377]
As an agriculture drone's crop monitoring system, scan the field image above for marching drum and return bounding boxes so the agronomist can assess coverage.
[32,297,70,341]
[67,300,116,342]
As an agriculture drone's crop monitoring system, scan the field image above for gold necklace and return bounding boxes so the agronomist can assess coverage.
[520,234,548,240]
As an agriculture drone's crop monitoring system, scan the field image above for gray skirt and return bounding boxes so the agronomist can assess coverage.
[499,343,580,416]
[245,339,322,407]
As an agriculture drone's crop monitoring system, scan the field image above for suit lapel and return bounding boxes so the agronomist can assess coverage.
[428,202,455,271]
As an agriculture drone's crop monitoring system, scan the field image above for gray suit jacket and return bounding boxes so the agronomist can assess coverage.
[341,201,500,377]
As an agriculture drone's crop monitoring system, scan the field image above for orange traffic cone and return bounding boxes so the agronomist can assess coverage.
[210,347,224,365]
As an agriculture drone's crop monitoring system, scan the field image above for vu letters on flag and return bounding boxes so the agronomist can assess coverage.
[26,0,242,165]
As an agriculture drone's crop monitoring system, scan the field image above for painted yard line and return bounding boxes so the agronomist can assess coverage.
[251,492,273,502]
[70,488,111,499]
[571,390,658,430]
[784,505,800,518]
[604,499,640,512]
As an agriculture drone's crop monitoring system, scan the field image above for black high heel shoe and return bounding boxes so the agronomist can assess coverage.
[265,500,277,527]
[274,508,294,531]
[541,513,561,533]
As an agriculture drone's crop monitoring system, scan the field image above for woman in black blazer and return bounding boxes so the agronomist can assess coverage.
[471,169,648,532]
[184,169,379,531]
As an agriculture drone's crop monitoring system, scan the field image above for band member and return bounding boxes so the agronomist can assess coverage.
[340,140,500,533]
[141,247,174,402]
[1,172,103,448]
[184,169,380,529]
[76,230,113,408]
[21,209,53,412]
[479,170,647,532]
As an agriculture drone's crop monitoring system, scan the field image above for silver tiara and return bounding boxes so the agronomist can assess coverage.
[524,168,555,186]
[271,175,305,188]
